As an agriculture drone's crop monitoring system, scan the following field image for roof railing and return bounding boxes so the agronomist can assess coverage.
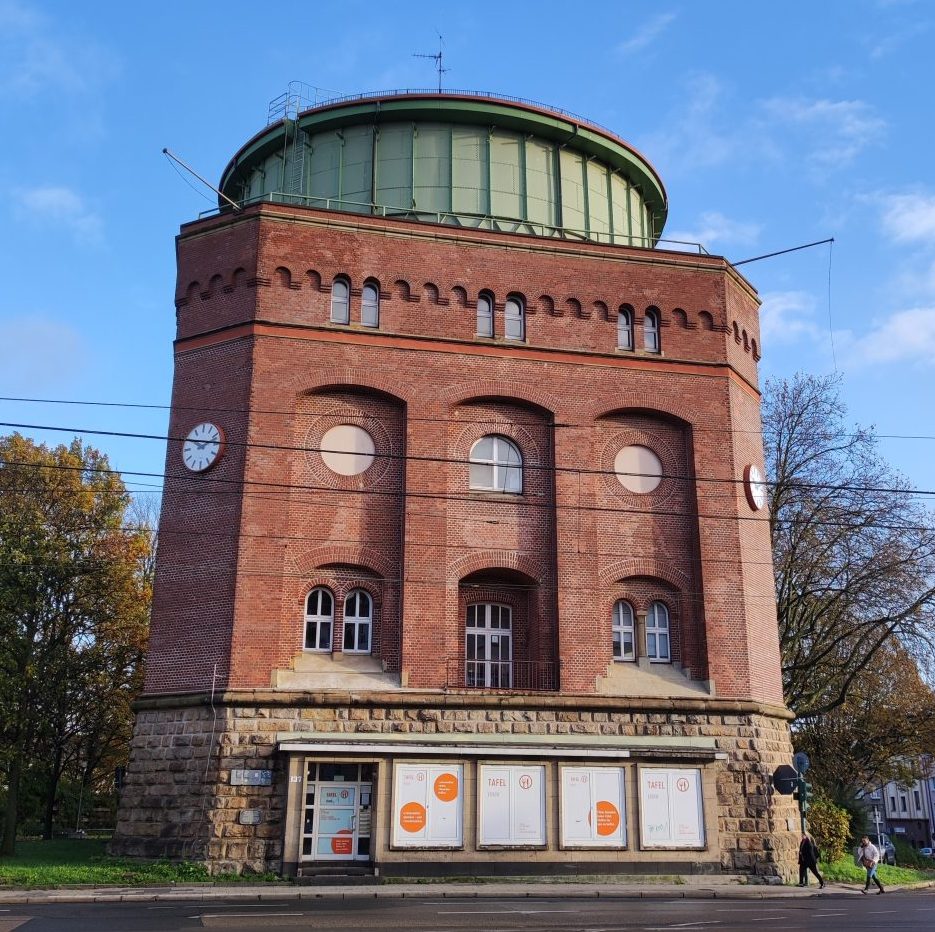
[196,191,708,254]
[267,83,621,138]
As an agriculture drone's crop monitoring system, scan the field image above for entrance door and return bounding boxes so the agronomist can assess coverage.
[301,762,373,862]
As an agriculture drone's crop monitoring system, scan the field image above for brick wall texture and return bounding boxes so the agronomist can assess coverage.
[120,202,797,878]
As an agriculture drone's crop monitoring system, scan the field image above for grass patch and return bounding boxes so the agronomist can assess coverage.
[819,855,935,887]
[0,839,278,889]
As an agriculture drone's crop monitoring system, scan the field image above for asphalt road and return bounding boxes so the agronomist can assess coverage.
[3,891,935,932]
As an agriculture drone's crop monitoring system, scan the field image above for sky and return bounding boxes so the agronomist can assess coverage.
[1,0,934,505]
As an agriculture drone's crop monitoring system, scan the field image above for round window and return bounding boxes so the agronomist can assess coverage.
[320,425,376,476]
[614,445,663,493]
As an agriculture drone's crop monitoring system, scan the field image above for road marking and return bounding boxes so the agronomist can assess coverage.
[813,912,847,916]
[195,913,304,919]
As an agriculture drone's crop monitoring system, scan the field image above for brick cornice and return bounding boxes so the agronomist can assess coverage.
[133,688,794,720]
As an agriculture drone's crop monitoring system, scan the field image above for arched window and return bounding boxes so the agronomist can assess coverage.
[617,306,634,350]
[646,601,670,661]
[330,278,350,324]
[304,587,334,651]
[361,283,380,327]
[504,296,525,341]
[343,589,372,653]
[612,600,635,661]
[644,308,660,353]
[469,435,522,493]
[476,293,494,337]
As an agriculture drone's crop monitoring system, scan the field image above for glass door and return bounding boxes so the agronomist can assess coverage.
[466,603,512,687]
[301,762,373,862]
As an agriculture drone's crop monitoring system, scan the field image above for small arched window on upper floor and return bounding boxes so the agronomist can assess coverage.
[361,282,380,328]
[617,305,634,350]
[504,295,525,341]
[469,435,522,494]
[343,589,372,654]
[304,587,334,652]
[476,292,494,337]
[644,308,661,353]
[646,601,670,661]
[330,277,350,324]
[612,600,636,661]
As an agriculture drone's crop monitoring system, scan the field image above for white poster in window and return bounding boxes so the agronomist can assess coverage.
[392,764,463,848]
[639,768,705,848]
[479,765,546,846]
[560,767,626,847]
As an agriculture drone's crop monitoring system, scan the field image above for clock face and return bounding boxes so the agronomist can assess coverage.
[744,463,768,511]
[182,422,224,473]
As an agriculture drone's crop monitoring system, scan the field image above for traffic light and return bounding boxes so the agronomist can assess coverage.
[793,774,813,813]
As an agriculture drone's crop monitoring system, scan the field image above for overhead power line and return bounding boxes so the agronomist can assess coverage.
[1,419,933,501]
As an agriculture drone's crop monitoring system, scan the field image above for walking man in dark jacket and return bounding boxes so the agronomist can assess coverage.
[798,832,825,888]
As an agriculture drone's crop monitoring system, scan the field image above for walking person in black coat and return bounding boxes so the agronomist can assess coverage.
[798,832,825,888]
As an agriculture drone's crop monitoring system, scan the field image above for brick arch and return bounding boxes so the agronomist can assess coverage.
[299,371,410,406]
[306,269,322,291]
[591,399,698,428]
[449,549,543,585]
[598,559,690,591]
[393,279,412,301]
[451,285,468,307]
[290,544,394,580]
[274,266,293,289]
[439,379,559,416]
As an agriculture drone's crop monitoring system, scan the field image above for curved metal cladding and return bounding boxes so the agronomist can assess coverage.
[219,92,668,246]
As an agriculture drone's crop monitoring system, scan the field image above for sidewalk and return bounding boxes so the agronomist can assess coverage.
[0,878,867,905]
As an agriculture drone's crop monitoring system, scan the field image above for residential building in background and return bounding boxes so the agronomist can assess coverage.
[111,89,798,879]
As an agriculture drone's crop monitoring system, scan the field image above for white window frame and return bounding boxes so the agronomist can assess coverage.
[343,589,372,654]
[361,282,380,328]
[466,603,512,688]
[304,587,334,652]
[617,308,633,350]
[469,435,522,494]
[476,293,494,337]
[644,309,660,353]
[646,601,670,661]
[331,278,350,324]
[612,600,635,661]
[504,296,525,341]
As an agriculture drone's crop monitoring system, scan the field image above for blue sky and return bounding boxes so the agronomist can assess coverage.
[1,0,933,503]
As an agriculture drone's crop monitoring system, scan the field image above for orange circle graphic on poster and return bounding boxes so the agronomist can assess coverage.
[399,801,427,832]
[331,829,353,855]
[595,800,620,836]
[434,772,459,802]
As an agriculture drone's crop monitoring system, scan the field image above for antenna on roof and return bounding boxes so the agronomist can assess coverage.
[413,33,449,92]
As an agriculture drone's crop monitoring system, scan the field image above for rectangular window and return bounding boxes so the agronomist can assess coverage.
[478,764,546,846]
[560,767,626,847]
[639,767,705,848]
[392,764,463,848]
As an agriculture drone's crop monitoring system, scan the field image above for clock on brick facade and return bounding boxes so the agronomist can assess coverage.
[181,422,224,473]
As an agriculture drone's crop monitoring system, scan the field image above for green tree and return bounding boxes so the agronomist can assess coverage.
[0,433,151,854]
[763,373,935,720]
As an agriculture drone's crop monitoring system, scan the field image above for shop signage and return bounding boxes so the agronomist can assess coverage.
[479,764,546,846]
[392,764,463,848]
[230,769,272,786]
[561,767,626,847]
[639,767,705,848]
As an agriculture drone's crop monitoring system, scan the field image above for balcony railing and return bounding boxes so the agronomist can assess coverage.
[446,658,561,692]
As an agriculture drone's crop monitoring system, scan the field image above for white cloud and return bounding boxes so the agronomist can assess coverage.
[665,211,761,252]
[837,307,935,366]
[760,97,886,169]
[0,315,88,391]
[616,12,677,54]
[879,193,935,244]
[12,185,103,245]
[759,290,823,346]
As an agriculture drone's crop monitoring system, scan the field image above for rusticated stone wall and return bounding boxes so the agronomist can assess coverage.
[111,691,799,880]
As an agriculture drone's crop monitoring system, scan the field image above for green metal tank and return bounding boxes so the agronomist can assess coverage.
[219,91,668,247]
